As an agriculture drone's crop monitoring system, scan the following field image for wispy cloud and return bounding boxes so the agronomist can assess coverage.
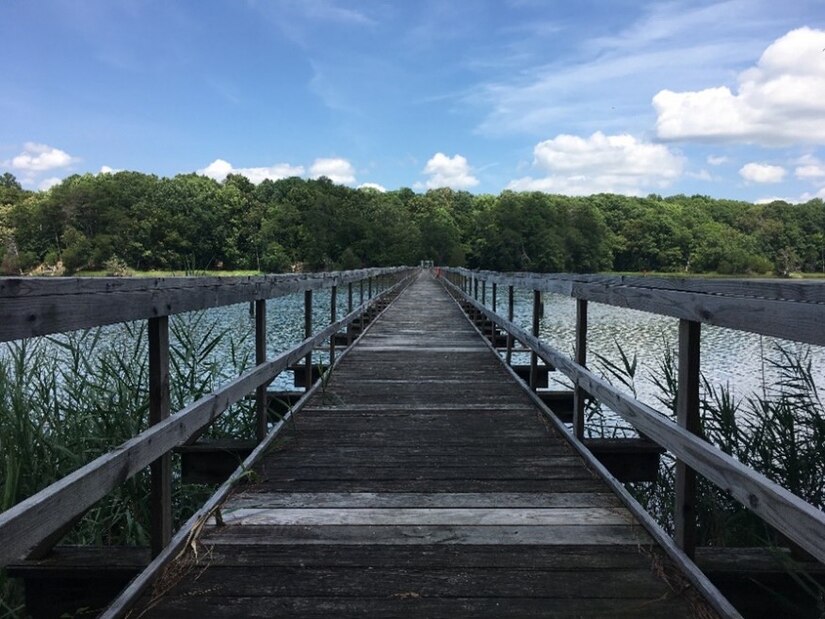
[466,1,773,137]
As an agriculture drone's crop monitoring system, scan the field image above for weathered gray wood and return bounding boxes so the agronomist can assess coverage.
[675,319,701,558]
[529,289,540,390]
[446,267,825,346]
[148,316,171,558]
[506,284,514,364]
[451,267,825,303]
[329,285,337,364]
[0,267,411,341]
[164,565,671,599]
[100,272,417,619]
[140,595,694,618]
[574,298,587,440]
[0,274,416,569]
[254,299,267,442]
[303,289,313,390]
[225,492,621,509]
[120,273,720,619]
[205,524,650,546]
[214,507,634,527]
[453,281,825,566]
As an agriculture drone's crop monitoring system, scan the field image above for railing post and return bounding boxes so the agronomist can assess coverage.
[148,315,171,558]
[329,285,337,364]
[368,276,373,300]
[473,276,478,300]
[255,299,267,442]
[491,283,497,342]
[675,318,701,559]
[506,285,514,365]
[573,299,588,440]
[482,280,486,306]
[304,290,313,390]
[347,282,354,345]
[529,290,540,390]
[360,279,364,305]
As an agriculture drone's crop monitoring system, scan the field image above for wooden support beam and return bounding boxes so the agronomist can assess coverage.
[255,300,267,442]
[675,319,701,559]
[574,299,588,441]
[304,290,313,391]
[148,315,171,558]
[347,282,354,345]
[481,280,486,306]
[506,285,514,366]
[529,290,540,390]
[329,285,337,365]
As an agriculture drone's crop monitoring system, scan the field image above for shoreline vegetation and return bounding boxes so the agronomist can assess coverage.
[3,170,825,278]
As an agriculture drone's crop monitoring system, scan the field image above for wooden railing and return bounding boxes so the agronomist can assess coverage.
[0,267,416,575]
[441,268,825,567]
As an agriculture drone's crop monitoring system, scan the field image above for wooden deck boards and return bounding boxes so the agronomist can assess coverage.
[135,273,712,618]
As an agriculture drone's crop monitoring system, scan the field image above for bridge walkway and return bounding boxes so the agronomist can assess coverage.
[135,273,713,617]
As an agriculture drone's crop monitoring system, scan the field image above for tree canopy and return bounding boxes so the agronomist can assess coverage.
[1,171,823,276]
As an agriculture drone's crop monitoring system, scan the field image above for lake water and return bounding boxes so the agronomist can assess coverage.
[5,281,823,435]
[502,289,825,430]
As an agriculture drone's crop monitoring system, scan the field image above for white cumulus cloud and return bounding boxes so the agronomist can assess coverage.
[739,162,786,183]
[508,132,683,196]
[795,155,825,180]
[6,142,77,172]
[357,182,386,192]
[654,27,825,145]
[310,157,356,184]
[198,158,305,184]
[99,165,123,174]
[422,153,479,190]
[707,155,729,166]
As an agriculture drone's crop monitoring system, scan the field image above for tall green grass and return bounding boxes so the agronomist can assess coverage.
[587,339,825,612]
[0,312,255,615]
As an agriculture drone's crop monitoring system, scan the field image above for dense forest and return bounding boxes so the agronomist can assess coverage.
[1,170,824,276]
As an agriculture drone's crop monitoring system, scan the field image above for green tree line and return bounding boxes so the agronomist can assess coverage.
[1,170,823,276]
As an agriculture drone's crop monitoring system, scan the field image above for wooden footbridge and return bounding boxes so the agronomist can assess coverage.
[2,268,825,618]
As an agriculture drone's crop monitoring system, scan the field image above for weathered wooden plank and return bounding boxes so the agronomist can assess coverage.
[198,543,650,569]
[447,267,825,346]
[166,565,671,599]
[253,465,598,481]
[251,479,613,493]
[142,595,694,618]
[214,507,634,527]
[205,524,650,546]
[451,267,825,303]
[0,267,412,341]
[224,492,621,509]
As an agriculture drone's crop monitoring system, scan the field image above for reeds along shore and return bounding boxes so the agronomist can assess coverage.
[0,314,256,615]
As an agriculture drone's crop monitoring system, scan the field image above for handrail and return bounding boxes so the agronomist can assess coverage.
[0,267,417,568]
[441,268,825,566]
[449,267,825,346]
[0,266,409,341]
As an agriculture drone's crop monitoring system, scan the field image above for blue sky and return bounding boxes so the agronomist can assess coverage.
[2,0,825,203]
